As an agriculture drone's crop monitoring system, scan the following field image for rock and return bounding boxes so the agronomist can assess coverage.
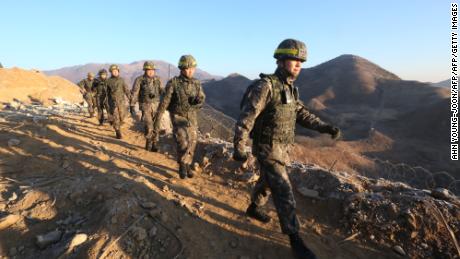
[67,233,88,250]
[0,214,22,230]
[201,156,210,168]
[131,227,147,241]
[162,185,169,192]
[8,192,18,202]
[7,139,21,147]
[149,226,158,237]
[36,230,63,249]
[431,188,454,201]
[141,202,157,209]
[393,245,406,256]
[297,187,319,198]
[193,162,202,174]
[149,208,162,218]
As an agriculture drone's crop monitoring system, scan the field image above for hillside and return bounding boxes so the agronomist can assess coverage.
[44,60,222,87]
[0,68,82,106]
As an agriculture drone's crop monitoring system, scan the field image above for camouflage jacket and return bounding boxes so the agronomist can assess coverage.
[77,78,94,95]
[130,74,163,106]
[154,75,205,129]
[92,78,108,98]
[106,76,131,105]
[234,68,329,150]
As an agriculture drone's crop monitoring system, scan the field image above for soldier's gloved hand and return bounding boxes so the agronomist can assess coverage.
[233,146,249,162]
[149,93,155,98]
[129,106,136,117]
[325,125,341,140]
[188,96,203,105]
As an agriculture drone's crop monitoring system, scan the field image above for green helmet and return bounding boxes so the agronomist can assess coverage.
[98,69,108,75]
[109,64,119,72]
[273,39,307,62]
[87,72,94,78]
[143,61,156,70]
[178,55,197,69]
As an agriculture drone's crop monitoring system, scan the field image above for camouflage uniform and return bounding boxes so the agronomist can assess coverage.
[154,73,205,176]
[77,75,96,117]
[106,66,131,137]
[234,40,339,239]
[131,74,163,146]
[92,70,111,125]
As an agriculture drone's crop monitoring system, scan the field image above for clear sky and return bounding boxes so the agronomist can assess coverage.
[0,0,451,82]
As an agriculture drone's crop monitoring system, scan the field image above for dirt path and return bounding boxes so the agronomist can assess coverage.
[0,109,397,259]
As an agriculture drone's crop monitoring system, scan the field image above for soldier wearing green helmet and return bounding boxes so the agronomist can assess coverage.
[106,64,131,139]
[233,39,341,259]
[153,55,205,179]
[77,72,96,118]
[130,61,163,151]
[92,69,112,125]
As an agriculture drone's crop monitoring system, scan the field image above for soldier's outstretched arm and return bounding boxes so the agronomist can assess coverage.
[123,80,132,101]
[234,80,271,149]
[130,77,141,106]
[153,80,174,131]
[296,101,341,139]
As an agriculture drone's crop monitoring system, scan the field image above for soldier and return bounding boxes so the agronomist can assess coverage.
[77,72,96,117]
[153,55,205,179]
[233,39,341,259]
[92,69,111,125]
[130,61,163,151]
[106,64,131,139]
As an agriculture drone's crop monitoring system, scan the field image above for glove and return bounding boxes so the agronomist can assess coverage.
[149,93,155,98]
[129,106,136,117]
[188,96,203,105]
[233,146,249,162]
[325,125,341,140]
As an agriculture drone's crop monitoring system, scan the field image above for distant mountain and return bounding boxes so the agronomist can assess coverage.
[202,54,450,141]
[203,73,253,118]
[431,79,450,88]
[44,60,223,87]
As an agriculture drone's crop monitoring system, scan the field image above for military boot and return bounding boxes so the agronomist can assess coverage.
[145,139,152,151]
[150,142,159,152]
[289,233,317,259]
[245,202,271,223]
[99,119,104,126]
[178,163,188,179]
[187,164,194,178]
[115,129,122,139]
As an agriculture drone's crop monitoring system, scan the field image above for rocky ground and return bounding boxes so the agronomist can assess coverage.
[0,101,459,259]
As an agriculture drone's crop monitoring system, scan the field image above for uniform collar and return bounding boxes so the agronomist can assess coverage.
[179,74,193,82]
[275,68,295,86]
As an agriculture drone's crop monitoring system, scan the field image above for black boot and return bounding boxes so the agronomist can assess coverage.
[245,202,271,223]
[187,164,194,178]
[179,163,188,179]
[99,119,104,126]
[115,129,122,139]
[150,142,158,152]
[289,233,317,259]
[145,140,152,151]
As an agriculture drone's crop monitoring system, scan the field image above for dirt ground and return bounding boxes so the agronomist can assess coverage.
[0,106,404,259]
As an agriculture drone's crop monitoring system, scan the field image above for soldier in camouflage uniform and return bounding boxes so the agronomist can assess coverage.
[233,39,341,259]
[106,64,131,139]
[153,55,205,179]
[77,72,96,117]
[130,61,163,151]
[92,69,111,125]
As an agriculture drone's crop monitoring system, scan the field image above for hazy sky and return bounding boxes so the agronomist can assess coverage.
[0,0,450,82]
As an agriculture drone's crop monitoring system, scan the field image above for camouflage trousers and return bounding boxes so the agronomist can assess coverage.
[95,96,111,124]
[142,102,159,141]
[171,113,198,166]
[109,100,126,131]
[83,93,96,117]
[251,143,299,235]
